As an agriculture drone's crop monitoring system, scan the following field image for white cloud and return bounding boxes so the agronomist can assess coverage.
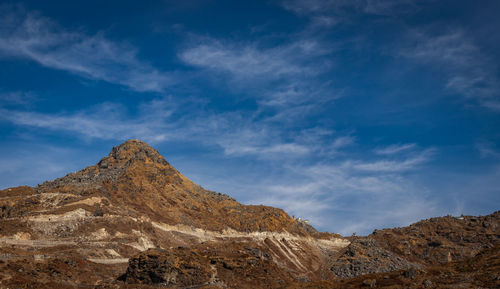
[206,116,334,159]
[363,0,418,15]
[181,40,300,79]
[240,146,437,234]
[350,148,434,172]
[332,135,355,149]
[180,37,328,81]
[281,0,355,16]
[401,30,500,111]
[245,156,437,234]
[281,0,422,23]
[0,8,172,93]
[179,35,340,122]
[0,91,38,106]
[0,98,328,160]
[0,100,178,143]
[476,140,500,159]
[374,143,416,155]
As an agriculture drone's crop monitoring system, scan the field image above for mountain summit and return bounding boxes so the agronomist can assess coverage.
[36,139,315,234]
[38,139,181,190]
[103,139,170,164]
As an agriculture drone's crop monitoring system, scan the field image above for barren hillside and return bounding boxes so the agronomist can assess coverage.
[0,140,498,288]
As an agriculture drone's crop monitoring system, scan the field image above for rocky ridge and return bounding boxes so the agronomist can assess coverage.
[370,211,500,265]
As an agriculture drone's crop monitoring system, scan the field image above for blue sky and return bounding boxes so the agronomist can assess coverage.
[1,0,499,235]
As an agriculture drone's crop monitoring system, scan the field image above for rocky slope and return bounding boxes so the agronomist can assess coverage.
[0,139,498,288]
[370,212,500,265]
[32,139,315,234]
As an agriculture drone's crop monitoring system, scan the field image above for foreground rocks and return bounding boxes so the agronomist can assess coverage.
[123,248,212,286]
[121,242,297,288]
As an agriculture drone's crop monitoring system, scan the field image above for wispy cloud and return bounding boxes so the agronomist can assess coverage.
[0,91,39,106]
[241,145,437,234]
[247,155,437,234]
[181,38,311,79]
[0,100,178,143]
[281,0,422,26]
[0,7,172,93]
[350,148,434,172]
[179,35,338,111]
[401,30,500,111]
[375,143,416,155]
[0,97,339,160]
[476,140,500,159]
[332,136,355,149]
[363,0,419,15]
[193,112,350,159]
[180,37,330,81]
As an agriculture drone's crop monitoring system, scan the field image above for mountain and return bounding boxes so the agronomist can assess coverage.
[0,140,498,288]
[34,139,315,234]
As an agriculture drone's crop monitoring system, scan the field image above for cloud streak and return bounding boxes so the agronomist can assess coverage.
[0,96,341,160]
[0,101,177,143]
[246,154,437,234]
[476,140,500,159]
[181,39,311,79]
[350,148,434,172]
[0,7,172,93]
[179,36,338,110]
[375,143,416,155]
[281,0,422,27]
[401,30,500,111]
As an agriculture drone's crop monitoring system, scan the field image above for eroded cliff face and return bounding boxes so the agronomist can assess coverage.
[0,140,498,289]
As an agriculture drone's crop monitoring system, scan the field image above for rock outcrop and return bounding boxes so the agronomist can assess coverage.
[329,238,420,278]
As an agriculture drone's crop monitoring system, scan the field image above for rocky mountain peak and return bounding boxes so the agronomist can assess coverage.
[37,139,177,191]
[97,139,170,169]
[33,140,314,235]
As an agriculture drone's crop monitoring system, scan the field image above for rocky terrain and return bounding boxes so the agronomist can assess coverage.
[0,139,498,288]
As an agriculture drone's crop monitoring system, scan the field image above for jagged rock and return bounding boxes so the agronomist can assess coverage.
[122,241,301,288]
[362,278,376,287]
[123,248,212,286]
[329,238,420,278]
